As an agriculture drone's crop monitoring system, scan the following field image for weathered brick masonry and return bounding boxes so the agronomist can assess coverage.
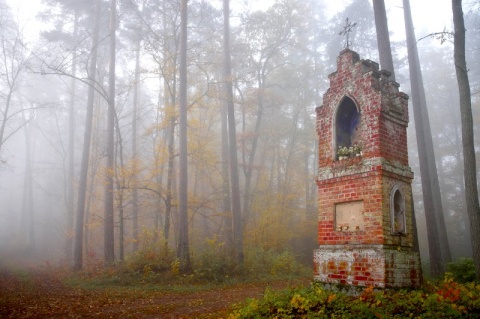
[313,49,422,288]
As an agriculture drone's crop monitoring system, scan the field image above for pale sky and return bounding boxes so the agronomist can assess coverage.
[7,0,453,39]
[5,0,454,53]
[386,0,453,42]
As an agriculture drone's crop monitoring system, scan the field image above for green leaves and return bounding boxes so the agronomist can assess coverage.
[231,276,480,318]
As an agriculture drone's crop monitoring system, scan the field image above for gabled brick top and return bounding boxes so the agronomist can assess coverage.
[316,49,410,169]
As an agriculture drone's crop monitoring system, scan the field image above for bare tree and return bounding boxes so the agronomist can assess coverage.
[73,0,101,271]
[452,0,480,279]
[0,5,34,156]
[239,4,295,223]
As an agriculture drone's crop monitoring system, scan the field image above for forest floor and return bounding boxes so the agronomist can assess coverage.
[0,264,310,318]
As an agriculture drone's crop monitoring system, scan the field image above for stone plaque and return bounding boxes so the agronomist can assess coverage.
[335,201,364,232]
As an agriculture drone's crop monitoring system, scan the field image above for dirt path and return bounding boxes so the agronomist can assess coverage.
[0,268,310,318]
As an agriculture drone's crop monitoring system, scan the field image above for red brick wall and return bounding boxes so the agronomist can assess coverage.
[317,169,384,246]
[314,49,421,288]
[316,49,409,168]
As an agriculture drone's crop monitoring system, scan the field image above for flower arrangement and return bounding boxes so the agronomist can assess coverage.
[337,143,362,159]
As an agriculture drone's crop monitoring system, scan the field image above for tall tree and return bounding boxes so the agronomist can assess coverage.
[141,0,181,250]
[177,0,191,273]
[20,109,35,252]
[238,2,297,222]
[73,0,101,270]
[104,0,117,265]
[403,0,451,277]
[372,0,395,79]
[66,7,79,263]
[223,0,243,264]
[36,0,98,262]
[131,17,142,254]
[220,85,233,251]
[162,0,178,250]
[114,109,126,261]
[123,0,147,253]
[452,0,480,279]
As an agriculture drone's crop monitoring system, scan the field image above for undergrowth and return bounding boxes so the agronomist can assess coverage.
[229,274,480,318]
[65,233,311,290]
[447,257,476,283]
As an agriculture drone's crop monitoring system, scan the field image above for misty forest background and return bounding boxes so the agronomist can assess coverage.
[0,0,478,277]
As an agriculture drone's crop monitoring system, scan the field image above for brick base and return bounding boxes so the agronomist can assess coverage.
[313,245,422,288]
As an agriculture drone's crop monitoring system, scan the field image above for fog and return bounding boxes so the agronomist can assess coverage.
[0,0,478,272]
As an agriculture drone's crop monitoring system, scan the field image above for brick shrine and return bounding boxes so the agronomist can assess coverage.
[313,49,422,288]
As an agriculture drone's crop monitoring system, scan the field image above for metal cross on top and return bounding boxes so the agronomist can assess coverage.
[339,18,357,49]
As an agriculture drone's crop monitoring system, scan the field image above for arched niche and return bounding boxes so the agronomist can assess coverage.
[334,96,361,159]
[391,186,406,234]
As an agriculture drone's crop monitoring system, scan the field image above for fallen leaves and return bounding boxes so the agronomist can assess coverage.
[0,267,309,318]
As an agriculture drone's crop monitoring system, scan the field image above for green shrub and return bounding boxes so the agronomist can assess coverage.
[192,243,310,283]
[270,251,296,276]
[229,275,480,318]
[243,247,310,280]
[447,258,476,283]
[123,228,176,278]
[192,235,234,282]
[113,235,311,284]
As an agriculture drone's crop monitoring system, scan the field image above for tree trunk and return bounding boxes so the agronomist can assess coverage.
[0,21,23,155]
[114,111,126,262]
[280,108,301,207]
[220,85,233,250]
[452,0,480,280]
[177,0,191,273]
[84,148,100,262]
[21,110,35,252]
[66,9,78,262]
[131,35,141,253]
[223,0,243,265]
[242,70,264,223]
[164,115,175,247]
[372,0,395,80]
[162,0,175,249]
[403,0,451,277]
[73,0,101,271]
[103,0,117,265]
